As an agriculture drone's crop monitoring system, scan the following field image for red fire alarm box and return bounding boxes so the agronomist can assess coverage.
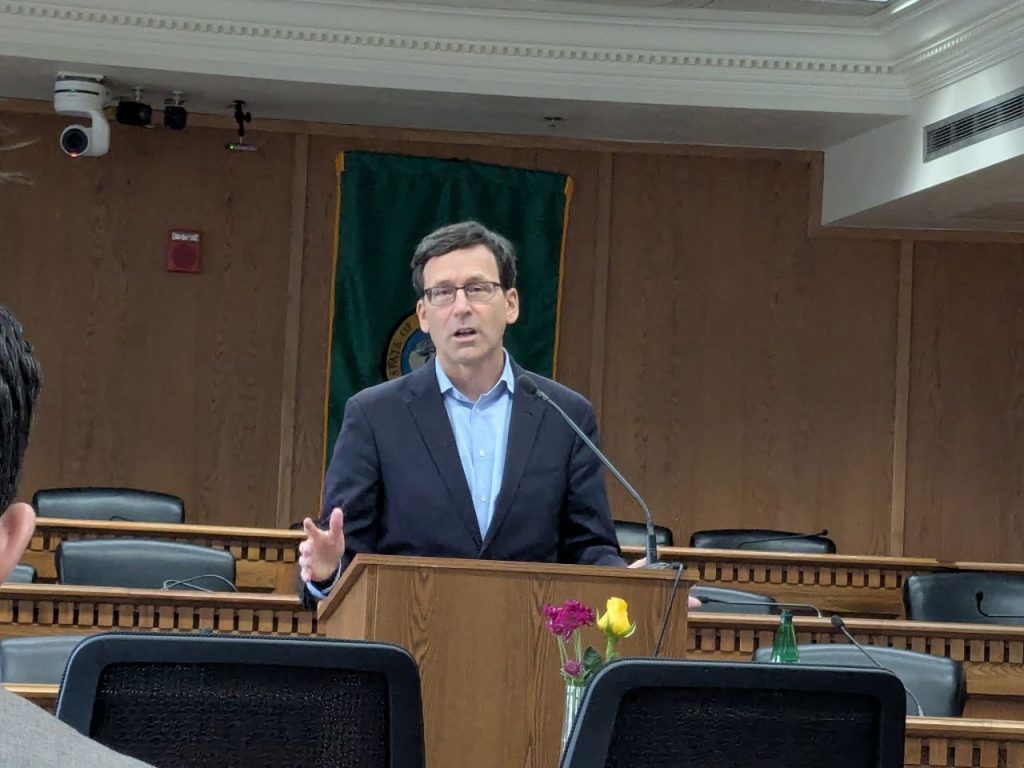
[167,230,202,273]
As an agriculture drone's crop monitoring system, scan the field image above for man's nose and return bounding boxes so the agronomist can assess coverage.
[452,289,473,313]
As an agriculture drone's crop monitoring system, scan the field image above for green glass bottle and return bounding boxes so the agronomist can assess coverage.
[769,609,800,663]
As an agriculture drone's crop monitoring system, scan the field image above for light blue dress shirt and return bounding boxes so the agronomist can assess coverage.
[435,353,516,539]
[306,354,516,601]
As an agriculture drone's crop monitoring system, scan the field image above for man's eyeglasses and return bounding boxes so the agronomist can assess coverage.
[422,281,504,307]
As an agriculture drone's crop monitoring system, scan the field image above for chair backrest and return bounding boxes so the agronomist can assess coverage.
[561,659,905,768]
[904,571,1024,625]
[690,585,777,615]
[752,644,966,717]
[33,487,184,524]
[56,539,235,591]
[4,563,36,584]
[689,528,836,554]
[56,633,424,768]
[612,520,674,548]
[0,635,89,683]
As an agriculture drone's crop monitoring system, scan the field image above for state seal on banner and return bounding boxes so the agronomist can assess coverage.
[384,312,435,380]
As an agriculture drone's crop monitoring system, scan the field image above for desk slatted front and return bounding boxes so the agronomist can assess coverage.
[0,584,317,639]
[25,519,304,593]
[624,545,1024,618]
[687,613,1024,719]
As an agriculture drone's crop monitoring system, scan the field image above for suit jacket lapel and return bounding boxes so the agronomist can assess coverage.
[483,365,544,552]
[404,364,483,547]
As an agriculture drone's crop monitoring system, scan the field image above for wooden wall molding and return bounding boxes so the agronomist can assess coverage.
[0,585,317,639]
[889,240,913,557]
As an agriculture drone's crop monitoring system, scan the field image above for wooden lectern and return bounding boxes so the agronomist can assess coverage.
[318,555,692,768]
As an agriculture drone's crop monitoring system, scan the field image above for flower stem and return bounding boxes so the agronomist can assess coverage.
[605,637,618,664]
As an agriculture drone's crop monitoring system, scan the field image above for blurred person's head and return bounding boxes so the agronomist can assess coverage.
[0,304,40,580]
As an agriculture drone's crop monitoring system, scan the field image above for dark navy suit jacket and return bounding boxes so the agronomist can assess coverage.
[302,360,624,605]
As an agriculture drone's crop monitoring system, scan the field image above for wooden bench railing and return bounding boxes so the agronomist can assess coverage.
[24,519,1024,612]
[0,584,317,639]
[3,583,1022,716]
[624,545,1024,618]
[24,519,304,593]
[687,612,1024,719]
[905,718,1024,767]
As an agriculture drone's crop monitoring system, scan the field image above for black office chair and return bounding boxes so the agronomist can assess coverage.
[904,571,1024,625]
[560,659,905,768]
[752,644,966,717]
[689,585,777,614]
[690,528,836,554]
[56,539,236,591]
[0,635,89,683]
[4,563,36,584]
[33,487,184,524]
[56,633,424,768]
[612,520,674,548]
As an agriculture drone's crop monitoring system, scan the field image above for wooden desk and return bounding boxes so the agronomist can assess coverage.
[5,683,57,713]
[0,584,317,639]
[319,555,692,768]
[625,545,1024,619]
[24,519,304,593]
[906,718,1024,767]
[4,681,1022,768]
[687,612,1024,719]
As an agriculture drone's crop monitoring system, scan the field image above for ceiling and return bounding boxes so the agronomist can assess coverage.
[0,55,898,150]
[1,0,1023,229]
[368,0,897,13]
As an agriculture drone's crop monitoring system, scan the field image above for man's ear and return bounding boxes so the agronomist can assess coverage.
[416,298,430,333]
[505,287,520,325]
[0,503,35,583]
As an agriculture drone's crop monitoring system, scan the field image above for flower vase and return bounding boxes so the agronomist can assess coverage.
[560,681,586,753]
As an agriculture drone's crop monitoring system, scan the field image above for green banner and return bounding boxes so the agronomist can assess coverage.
[325,150,571,457]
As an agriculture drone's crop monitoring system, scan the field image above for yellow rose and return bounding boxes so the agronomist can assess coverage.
[596,597,634,639]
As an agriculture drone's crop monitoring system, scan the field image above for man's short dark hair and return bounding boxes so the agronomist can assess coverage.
[410,221,517,296]
[0,304,41,509]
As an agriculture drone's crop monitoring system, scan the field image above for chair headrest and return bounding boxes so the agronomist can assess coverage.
[0,635,89,684]
[32,487,184,524]
[612,520,674,548]
[690,528,836,554]
[4,563,36,584]
[56,539,235,590]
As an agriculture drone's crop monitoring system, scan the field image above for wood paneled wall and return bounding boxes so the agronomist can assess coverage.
[600,154,900,555]
[2,106,1023,562]
[906,241,1024,562]
[2,112,296,527]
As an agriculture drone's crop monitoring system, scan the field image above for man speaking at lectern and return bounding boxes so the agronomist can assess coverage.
[298,221,627,606]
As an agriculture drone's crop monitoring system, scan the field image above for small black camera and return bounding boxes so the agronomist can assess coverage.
[163,104,188,131]
[115,99,152,127]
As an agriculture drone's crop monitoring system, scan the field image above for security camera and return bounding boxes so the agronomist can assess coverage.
[53,73,111,157]
[116,88,152,127]
[163,91,188,131]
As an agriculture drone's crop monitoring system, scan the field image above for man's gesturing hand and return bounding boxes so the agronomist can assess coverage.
[299,507,346,583]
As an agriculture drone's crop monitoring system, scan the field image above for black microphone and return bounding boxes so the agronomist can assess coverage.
[975,590,1024,619]
[830,615,925,717]
[517,374,668,569]
[696,596,822,617]
[736,529,829,548]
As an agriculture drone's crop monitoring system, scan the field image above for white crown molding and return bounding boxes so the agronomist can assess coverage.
[0,0,909,115]
[3,0,1023,117]
[893,1,1024,97]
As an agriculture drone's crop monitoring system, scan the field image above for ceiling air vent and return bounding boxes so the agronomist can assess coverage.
[924,86,1024,162]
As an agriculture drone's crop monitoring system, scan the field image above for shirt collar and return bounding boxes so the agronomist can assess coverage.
[436,352,516,401]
